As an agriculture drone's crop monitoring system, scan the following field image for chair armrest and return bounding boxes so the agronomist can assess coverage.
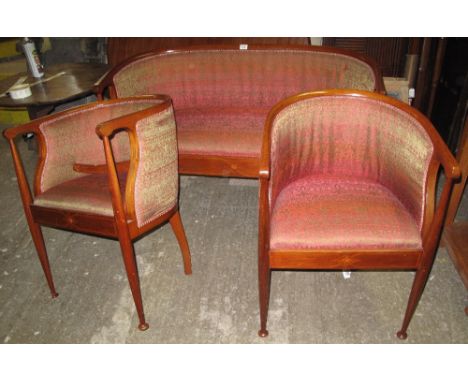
[96,122,130,139]
[3,122,40,140]
[436,142,461,180]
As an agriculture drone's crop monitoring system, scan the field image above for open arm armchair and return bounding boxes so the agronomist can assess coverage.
[3,95,192,331]
[257,90,459,339]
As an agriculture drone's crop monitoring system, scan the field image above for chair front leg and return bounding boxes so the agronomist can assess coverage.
[6,137,58,298]
[257,176,271,337]
[258,251,271,338]
[118,236,148,331]
[397,264,432,340]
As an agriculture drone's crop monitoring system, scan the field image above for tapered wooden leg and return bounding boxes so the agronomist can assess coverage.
[397,267,432,340]
[258,256,271,338]
[28,221,58,298]
[6,139,57,297]
[169,210,192,275]
[118,238,148,331]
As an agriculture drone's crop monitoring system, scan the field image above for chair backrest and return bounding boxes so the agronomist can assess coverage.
[106,45,384,111]
[37,100,162,193]
[127,102,179,228]
[264,91,435,232]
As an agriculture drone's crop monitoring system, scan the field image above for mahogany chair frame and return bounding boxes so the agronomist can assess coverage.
[3,95,192,331]
[94,44,386,179]
[257,90,460,339]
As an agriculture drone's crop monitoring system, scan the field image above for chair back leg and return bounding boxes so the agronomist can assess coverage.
[169,210,192,275]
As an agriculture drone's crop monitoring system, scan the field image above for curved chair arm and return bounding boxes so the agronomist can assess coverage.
[3,122,44,216]
[421,140,460,260]
[96,94,172,138]
[434,137,461,180]
[3,120,41,140]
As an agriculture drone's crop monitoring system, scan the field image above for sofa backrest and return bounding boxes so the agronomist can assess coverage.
[108,46,384,111]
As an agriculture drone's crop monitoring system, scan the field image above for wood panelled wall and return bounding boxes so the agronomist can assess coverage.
[107,37,309,66]
[323,37,409,77]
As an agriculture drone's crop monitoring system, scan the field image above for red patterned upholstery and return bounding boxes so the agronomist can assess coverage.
[175,108,267,157]
[270,175,422,250]
[113,50,377,110]
[268,96,434,235]
[106,48,382,164]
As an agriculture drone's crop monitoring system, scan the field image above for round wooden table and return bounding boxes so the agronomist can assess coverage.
[0,62,109,119]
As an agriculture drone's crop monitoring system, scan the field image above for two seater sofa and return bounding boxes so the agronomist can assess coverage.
[95,45,385,178]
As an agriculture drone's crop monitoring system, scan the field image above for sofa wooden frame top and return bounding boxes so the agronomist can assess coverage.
[95,44,385,178]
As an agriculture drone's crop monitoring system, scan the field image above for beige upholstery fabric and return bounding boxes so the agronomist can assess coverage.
[133,107,179,227]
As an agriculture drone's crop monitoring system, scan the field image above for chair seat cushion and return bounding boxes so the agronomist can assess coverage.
[34,173,127,216]
[269,175,422,250]
[175,107,267,157]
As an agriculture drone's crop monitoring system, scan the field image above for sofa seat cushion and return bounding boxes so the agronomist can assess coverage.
[270,175,422,251]
[175,108,268,158]
[34,173,127,216]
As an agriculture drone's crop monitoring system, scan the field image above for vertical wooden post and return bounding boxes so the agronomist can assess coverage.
[413,38,432,111]
[426,38,447,119]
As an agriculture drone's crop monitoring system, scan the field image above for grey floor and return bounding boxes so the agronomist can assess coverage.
[0,134,467,344]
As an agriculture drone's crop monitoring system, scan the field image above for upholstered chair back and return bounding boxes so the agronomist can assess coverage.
[38,100,159,193]
[130,105,179,228]
[112,49,378,111]
[267,94,434,232]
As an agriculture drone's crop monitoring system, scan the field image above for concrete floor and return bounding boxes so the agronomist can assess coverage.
[0,133,467,344]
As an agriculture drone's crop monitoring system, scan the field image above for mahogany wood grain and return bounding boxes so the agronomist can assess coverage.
[30,205,117,238]
[178,154,259,178]
[257,176,271,338]
[269,250,421,270]
[169,211,192,275]
[6,138,58,298]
